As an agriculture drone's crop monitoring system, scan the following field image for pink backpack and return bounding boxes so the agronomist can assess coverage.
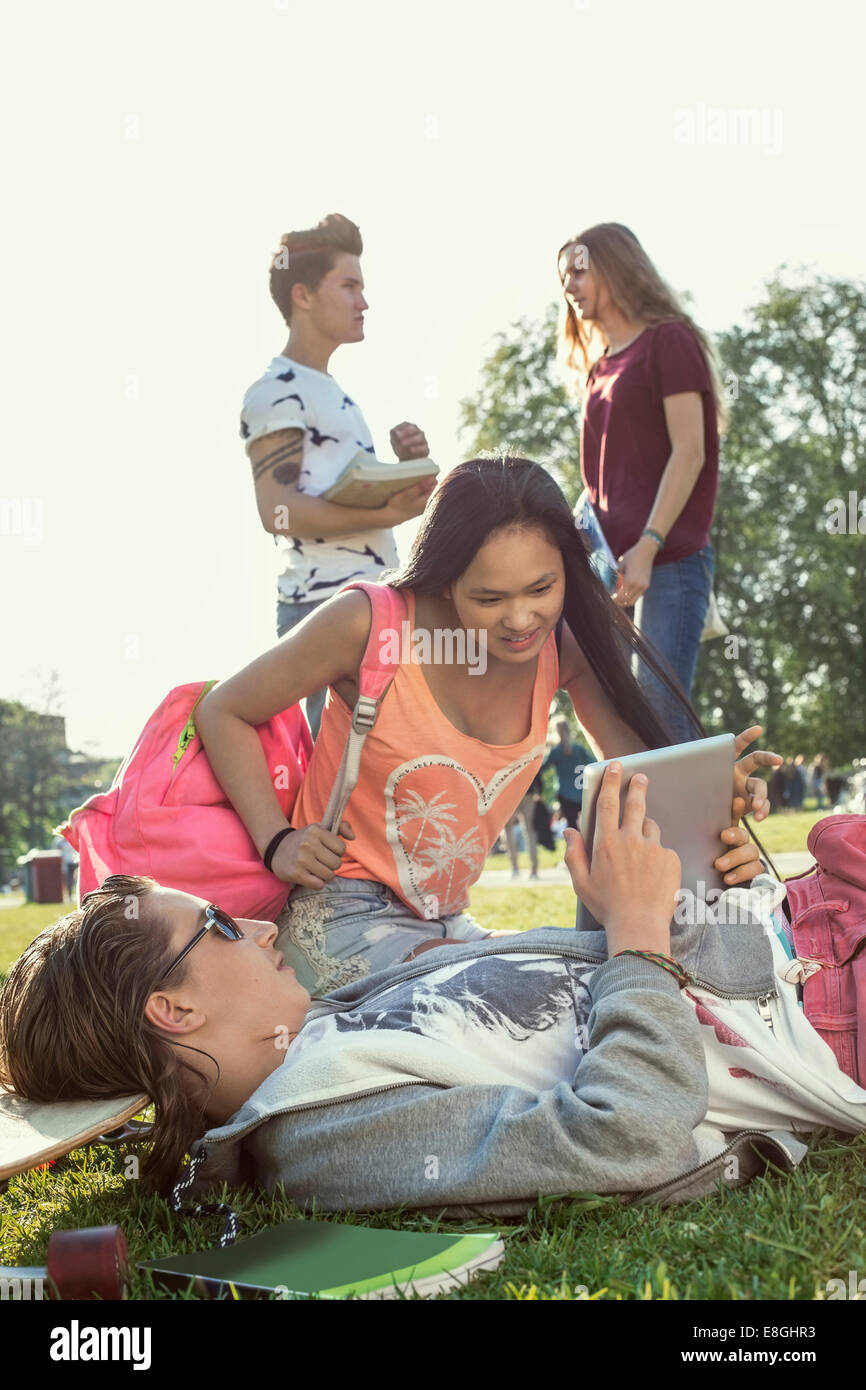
[786,814,866,1087]
[60,582,408,921]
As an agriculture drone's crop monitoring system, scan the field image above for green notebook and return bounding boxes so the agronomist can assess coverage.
[140,1220,504,1300]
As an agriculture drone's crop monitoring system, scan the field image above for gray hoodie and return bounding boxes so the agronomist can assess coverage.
[190,880,808,1216]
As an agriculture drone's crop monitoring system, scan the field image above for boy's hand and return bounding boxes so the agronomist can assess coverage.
[378,477,436,526]
[715,796,764,885]
[390,421,429,460]
[563,763,681,957]
[733,725,782,822]
[270,819,354,890]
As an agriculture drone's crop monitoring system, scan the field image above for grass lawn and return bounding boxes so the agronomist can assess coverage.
[2,862,864,1302]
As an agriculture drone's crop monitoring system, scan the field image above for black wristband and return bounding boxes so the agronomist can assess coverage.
[263,827,294,873]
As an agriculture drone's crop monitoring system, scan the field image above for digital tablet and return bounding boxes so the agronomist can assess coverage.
[576,733,736,931]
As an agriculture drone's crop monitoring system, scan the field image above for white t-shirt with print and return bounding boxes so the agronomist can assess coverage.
[686,929,866,1136]
[286,880,866,1141]
[240,356,399,605]
[287,953,596,1094]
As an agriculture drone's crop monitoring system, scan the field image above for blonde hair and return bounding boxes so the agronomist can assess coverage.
[556,223,728,431]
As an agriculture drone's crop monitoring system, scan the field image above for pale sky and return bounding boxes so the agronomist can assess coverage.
[1,0,863,757]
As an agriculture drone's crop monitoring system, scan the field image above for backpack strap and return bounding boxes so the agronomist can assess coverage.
[321,581,408,833]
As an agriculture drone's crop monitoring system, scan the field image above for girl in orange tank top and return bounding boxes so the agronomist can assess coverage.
[292,587,560,920]
[197,457,778,995]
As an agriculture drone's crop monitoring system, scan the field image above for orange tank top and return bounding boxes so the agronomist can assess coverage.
[293,589,561,919]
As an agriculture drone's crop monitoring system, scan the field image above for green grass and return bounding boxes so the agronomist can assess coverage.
[470,883,577,931]
[743,809,823,857]
[3,1124,864,1301]
[2,874,864,1302]
[0,902,59,978]
[483,845,568,872]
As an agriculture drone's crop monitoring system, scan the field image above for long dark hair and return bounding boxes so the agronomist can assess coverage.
[389,456,704,750]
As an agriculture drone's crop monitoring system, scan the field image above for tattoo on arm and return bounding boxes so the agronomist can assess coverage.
[251,436,304,486]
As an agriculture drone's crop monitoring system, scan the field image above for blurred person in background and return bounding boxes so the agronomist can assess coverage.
[558,223,725,743]
[505,773,548,880]
[541,718,594,828]
[769,761,789,814]
[789,754,806,812]
[53,834,79,902]
[812,753,829,810]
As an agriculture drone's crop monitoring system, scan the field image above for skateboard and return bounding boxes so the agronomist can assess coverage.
[0,1085,151,1187]
[0,1087,149,1298]
[0,1225,129,1299]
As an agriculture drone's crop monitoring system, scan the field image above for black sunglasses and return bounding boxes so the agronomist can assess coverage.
[163,904,244,979]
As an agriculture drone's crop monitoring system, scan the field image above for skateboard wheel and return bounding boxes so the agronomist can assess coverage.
[46,1225,129,1300]
[98,1119,154,1147]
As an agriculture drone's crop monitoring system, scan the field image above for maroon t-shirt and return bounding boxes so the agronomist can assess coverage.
[580,319,719,565]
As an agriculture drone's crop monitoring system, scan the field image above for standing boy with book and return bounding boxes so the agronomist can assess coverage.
[240,214,435,735]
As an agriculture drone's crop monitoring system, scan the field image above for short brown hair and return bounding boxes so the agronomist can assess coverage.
[0,875,214,1193]
[269,213,363,325]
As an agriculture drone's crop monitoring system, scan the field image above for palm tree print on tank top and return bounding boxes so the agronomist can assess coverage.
[386,750,545,916]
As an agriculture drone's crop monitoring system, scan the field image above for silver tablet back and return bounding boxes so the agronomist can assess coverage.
[576,733,736,932]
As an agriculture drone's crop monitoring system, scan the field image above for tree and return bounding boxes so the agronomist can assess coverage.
[458,272,866,764]
[698,272,866,763]
[0,694,122,882]
[0,700,67,877]
[459,303,583,497]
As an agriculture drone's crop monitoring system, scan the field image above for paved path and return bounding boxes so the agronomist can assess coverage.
[474,849,814,889]
[1,852,815,907]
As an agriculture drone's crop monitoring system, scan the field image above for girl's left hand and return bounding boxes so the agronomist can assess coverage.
[713,727,783,885]
[714,797,764,885]
[732,725,783,823]
[613,537,656,607]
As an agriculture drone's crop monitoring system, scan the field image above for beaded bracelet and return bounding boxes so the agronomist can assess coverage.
[614,949,690,987]
[642,527,666,550]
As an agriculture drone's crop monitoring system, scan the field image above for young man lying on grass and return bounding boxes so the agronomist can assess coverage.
[1,765,863,1215]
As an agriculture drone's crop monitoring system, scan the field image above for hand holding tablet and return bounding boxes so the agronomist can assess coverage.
[574,734,736,933]
[563,762,681,954]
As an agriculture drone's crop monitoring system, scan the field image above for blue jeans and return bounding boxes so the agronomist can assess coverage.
[277,598,328,739]
[275,876,493,997]
[633,544,714,744]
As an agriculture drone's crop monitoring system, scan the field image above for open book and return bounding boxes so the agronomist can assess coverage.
[140,1218,504,1300]
[320,451,439,508]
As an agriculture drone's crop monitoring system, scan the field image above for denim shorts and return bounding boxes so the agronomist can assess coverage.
[274,875,493,997]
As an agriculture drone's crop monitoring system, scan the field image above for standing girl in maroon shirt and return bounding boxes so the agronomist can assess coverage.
[557,223,725,742]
